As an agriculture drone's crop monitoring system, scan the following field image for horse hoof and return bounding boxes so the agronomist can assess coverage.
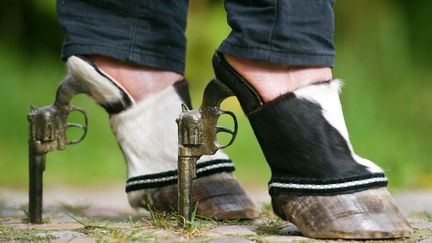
[272,187,413,239]
[129,172,258,220]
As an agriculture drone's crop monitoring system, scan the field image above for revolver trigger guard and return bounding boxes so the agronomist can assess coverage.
[215,109,238,150]
[216,126,235,135]
[67,122,84,129]
[65,105,88,145]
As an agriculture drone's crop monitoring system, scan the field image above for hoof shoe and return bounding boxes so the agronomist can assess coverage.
[272,187,413,239]
[129,172,258,220]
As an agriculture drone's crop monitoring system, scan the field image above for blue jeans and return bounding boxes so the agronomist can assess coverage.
[57,0,335,75]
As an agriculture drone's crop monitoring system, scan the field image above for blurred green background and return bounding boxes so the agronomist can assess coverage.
[0,0,431,191]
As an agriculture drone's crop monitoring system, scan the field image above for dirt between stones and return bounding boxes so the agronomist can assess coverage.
[0,185,431,242]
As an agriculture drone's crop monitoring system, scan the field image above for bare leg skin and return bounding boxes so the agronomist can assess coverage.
[92,55,183,102]
[224,55,332,102]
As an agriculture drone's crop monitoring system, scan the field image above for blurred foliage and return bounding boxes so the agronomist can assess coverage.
[0,0,431,190]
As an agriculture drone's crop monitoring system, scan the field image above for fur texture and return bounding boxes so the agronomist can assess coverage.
[67,56,134,113]
[293,80,383,174]
[110,85,230,178]
[67,55,233,190]
[212,52,262,113]
[212,51,386,194]
[247,81,386,194]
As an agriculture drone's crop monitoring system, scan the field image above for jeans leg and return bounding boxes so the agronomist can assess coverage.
[219,0,335,67]
[57,0,189,74]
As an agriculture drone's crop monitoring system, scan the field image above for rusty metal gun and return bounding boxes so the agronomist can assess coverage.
[27,75,88,224]
[177,78,238,226]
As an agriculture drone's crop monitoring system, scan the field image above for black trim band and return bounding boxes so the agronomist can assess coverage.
[87,60,133,114]
[269,173,388,195]
[125,159,235,192]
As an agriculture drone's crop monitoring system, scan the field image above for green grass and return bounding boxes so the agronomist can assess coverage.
[2,200,432,242]
[144,205,177,229]
[57,201,91,216]
[66,204,217,240]
[143,203,223,237]
[0,225,54,241]
[70,214,161,242]
[254,218,286,236]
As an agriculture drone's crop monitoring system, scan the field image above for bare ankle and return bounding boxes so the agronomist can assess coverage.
[224,55,332,102]
[92,55,183,102]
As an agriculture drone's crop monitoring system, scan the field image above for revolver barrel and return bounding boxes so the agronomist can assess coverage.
[28,149,46,224]
[177,156,197,225]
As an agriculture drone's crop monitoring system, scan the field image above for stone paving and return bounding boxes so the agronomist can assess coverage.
[1,186,431,242]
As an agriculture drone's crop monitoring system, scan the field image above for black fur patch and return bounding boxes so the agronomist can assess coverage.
[101,101,131,115]
[212,52,263,113]
[173,80,192,108]
[248,95,371,179]
[125,159,235,192]
[212,51,386,195]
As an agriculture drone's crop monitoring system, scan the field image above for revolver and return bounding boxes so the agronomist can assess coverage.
[177,78,238,226]
[27,75,88,224]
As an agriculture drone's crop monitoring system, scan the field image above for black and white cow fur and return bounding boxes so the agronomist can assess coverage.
[66,56,236,205]
[212,52,387,196]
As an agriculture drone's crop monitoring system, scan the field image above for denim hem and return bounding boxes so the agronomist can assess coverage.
[61,43,185,74]
[218,42,335,67]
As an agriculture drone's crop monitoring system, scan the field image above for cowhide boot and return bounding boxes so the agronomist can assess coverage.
[212,52,412,238]
[65,56,257,220]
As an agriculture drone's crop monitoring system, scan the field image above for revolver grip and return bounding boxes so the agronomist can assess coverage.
[200,78,238,153]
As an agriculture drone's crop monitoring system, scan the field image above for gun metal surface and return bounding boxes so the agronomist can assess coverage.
[28,76,88,224]
[177,78,238,227]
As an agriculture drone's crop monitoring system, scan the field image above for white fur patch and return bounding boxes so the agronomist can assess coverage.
[110,85,229,178]
[67,55,230,179]
[66,56,134,105]
[293,80,383,173]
